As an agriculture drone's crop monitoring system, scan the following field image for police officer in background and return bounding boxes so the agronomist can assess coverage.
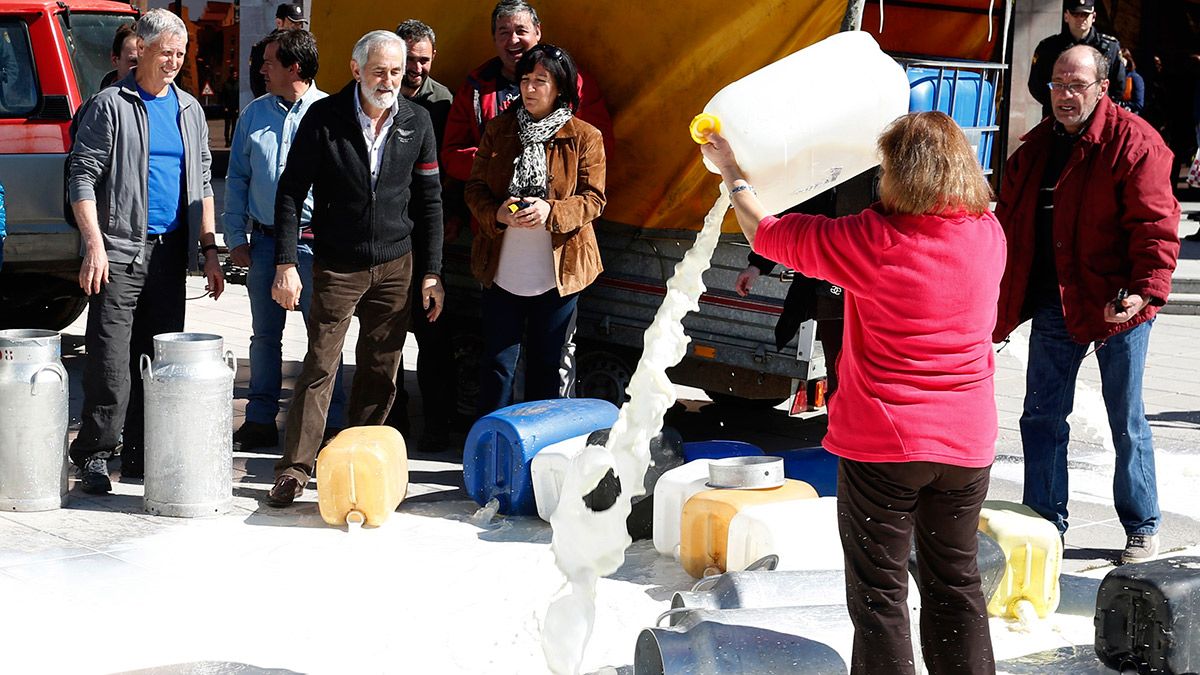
[1029,0,1123,119]
[249,4,309,98]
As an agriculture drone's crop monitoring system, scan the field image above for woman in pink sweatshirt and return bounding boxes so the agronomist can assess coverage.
[702,111,1005,675]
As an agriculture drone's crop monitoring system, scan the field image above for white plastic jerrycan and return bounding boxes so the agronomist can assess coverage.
[690,31,910,215]
[653,459,715,559]
[725,496,843,573]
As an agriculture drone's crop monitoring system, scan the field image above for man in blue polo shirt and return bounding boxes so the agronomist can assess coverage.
[224,29,346,451]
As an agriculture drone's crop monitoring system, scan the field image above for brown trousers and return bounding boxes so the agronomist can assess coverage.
[276,253,412,483]
[837,458,995,675]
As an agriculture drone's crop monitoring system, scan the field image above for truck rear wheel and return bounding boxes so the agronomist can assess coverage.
[576,343,636,406]
[0,273,87,331]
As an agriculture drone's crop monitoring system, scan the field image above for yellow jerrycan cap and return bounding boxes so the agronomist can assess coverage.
[689,113,722,144]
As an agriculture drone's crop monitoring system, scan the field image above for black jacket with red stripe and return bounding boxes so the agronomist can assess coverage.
[275,80,443,275]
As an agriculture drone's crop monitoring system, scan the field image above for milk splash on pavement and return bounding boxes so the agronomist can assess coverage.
[542,190,730,674]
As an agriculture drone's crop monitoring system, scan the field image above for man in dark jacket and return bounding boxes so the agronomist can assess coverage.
[265,30,444,507]
[995,45,1179,565]
[1028,0,1123,119]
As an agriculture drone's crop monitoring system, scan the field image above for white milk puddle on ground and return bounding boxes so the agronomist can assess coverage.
[542,190,730,674]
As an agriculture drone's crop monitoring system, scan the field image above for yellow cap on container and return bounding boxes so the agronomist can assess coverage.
[689,113,721,144]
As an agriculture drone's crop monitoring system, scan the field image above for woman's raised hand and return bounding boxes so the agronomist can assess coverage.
[701,131,741,176]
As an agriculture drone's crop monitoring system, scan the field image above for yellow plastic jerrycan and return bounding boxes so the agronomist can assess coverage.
[977,500,1063,619]
[679,480,818,578]
[316,426,408,528]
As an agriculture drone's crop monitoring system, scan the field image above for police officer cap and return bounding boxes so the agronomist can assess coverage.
[1063,0,1095,13]
[276,3,308,24]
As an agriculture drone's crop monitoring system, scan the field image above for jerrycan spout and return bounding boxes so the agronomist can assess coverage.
[689,113,722,144]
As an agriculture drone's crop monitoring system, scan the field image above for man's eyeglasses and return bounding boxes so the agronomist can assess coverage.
[1047,80,1100,95]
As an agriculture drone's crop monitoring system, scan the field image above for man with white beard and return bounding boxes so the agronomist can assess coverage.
[265,30,445,507]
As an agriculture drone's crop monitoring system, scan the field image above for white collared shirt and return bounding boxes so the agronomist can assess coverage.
[354,85,399,190]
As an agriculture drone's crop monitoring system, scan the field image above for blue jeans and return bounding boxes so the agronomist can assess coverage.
[478,284,578,415]
[1020,299,1159,536]
[245,232,346,427]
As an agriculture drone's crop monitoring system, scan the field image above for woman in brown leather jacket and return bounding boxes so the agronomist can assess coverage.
[464,44,607,415]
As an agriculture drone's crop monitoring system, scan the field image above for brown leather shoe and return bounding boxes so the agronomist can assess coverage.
[265,475,304,507]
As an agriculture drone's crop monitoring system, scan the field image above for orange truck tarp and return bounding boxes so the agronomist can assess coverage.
[861,0,1009,62]
[310,0,846,232]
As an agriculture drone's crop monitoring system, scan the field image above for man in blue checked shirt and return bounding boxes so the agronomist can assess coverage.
[223,28,346,451]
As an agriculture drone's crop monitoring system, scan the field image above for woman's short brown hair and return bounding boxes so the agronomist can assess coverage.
[876,111,992,216]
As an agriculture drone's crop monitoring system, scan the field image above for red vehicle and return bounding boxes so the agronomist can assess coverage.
[0,0,138,329]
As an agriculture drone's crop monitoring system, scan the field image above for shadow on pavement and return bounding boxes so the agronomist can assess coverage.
[1147,410,1200,428]
[995,645,1110,674]
[1057,573,1103,617]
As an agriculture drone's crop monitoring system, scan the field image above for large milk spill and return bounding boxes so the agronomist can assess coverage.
[542,190,730,674]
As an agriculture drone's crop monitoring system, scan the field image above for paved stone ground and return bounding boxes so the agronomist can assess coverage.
[2,198,1197,673]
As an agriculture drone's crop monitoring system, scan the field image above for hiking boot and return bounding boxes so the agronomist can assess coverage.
[78,453,112,495]
[233,421,279,451]
[1120,533,1160,565]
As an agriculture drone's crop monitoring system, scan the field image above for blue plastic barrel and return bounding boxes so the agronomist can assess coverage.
[463,398,619,516]
[906,66,996,169]
[767,447,839,496]
[681,440,764,462]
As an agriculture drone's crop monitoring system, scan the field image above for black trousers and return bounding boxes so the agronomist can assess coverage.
[69,228,188,468]
[387,280,456,435]
[837,458,995,675]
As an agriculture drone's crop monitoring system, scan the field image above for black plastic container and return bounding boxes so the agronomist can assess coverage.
[1095,556,1200,674]
[908,530,1008,602]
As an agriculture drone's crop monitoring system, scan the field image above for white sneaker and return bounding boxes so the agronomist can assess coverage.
[1119,533,1160,565]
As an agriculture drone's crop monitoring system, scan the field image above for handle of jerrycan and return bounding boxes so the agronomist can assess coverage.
[140,354,153,382]
[744,554,779,572]
[29,363,67,396]
[224,350,236,373]
[689,113,722,144]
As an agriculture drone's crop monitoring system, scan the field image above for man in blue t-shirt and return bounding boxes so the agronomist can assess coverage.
[67,10,225,494]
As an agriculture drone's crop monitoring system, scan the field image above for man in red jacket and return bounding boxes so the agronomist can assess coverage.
[994,45,1180,565]
[441,0,614,184]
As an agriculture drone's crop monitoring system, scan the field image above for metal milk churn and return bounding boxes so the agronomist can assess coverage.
[141,333,235,517]
[0,329,69,511]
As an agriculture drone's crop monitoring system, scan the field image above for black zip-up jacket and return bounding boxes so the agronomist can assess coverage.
[274,81,443,275]
[1028,27,1123,115]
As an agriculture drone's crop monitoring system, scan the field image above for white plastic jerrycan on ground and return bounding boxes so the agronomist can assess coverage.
[725,496,843,573]
[530,434,592,521]
[653,459,715,559]
[690,31,910,215]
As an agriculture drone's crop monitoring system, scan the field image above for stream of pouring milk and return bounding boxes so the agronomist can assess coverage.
[542,189,730,674]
